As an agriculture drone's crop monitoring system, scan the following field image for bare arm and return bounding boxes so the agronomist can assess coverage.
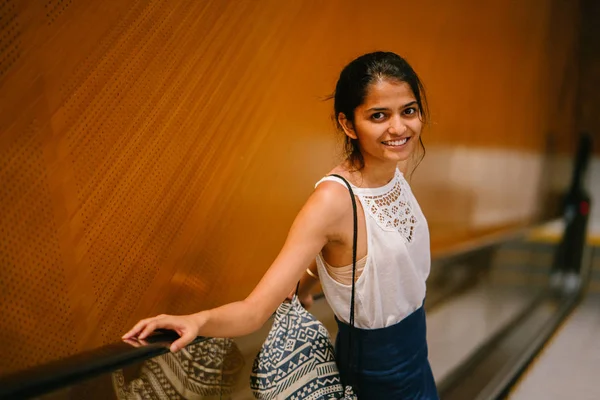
[123,182,348,350]
[195,197,331,337]
[288,259,320,307]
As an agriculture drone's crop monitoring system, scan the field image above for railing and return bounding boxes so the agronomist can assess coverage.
[0,331,208,399]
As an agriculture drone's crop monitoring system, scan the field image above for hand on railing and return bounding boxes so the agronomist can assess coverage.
[122,314,200,352]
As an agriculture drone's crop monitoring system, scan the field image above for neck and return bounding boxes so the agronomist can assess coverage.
[350,157,398,188]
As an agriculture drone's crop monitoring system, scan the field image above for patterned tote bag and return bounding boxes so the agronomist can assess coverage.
[250,175,358,400]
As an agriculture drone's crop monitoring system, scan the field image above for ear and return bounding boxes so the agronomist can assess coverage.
[338,113,358,140]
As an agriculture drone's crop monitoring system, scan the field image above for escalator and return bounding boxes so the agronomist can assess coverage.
[0,219,586,400]
[437,280,581,400]
[436,132,594,400]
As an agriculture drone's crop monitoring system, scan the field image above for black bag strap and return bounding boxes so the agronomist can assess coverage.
[328,175,358,328]
[329,174,358,385]
[293,173,359,389]
[294,174,358,315]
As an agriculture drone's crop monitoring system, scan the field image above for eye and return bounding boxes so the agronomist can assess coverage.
[371,112,386,121]
[403,107,418,116]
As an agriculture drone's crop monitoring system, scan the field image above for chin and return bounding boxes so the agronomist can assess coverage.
[386,152,413,163]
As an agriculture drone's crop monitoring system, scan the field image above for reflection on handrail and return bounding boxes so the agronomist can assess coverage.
[0,331,197,399]
[112,338,244,399]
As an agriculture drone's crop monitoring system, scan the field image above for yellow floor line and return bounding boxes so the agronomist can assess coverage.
[527,232,600,246]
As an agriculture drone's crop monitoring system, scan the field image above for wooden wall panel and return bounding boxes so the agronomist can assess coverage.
[0,0,581,375]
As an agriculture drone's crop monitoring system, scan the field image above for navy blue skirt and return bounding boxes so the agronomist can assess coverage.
[335,306,439,399]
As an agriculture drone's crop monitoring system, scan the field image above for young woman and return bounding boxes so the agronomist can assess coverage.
[123,51,439,399]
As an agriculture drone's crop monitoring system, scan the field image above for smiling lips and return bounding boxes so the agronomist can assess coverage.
[382,137,410,147]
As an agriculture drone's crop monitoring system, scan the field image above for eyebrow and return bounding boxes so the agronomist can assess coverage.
[366,101,418,112]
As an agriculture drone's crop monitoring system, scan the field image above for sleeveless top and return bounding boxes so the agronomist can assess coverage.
[314,169,431,329]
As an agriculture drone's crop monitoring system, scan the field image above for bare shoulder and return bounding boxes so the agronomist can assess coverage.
[290,170,354,234]
[305,180,352,221]
[285,164,356,240]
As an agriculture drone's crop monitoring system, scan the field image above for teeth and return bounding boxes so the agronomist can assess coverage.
[384,138,408,146]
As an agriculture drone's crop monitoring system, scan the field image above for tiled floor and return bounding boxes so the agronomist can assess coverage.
[509,293,600,400]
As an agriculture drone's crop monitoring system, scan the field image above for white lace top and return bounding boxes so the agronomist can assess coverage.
[315,169,430,329]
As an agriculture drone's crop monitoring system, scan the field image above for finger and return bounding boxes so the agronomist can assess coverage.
[123,314,170,338]
[123,338,142,348]
[122,318,153,339]
[170,331,196,353]
[138,316,180,339]
[138,320,163,340]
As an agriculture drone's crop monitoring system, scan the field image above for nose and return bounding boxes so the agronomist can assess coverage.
[387,115,407,135]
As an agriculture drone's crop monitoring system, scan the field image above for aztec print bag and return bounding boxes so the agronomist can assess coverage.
[250,175,358,400]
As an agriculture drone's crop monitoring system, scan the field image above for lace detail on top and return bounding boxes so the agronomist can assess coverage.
[359,174,418,243]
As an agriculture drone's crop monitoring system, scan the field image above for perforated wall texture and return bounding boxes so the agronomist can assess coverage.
[0,117,75,373]
[0,0,20,77]
[45,0,72,24]
[0,0,581,375]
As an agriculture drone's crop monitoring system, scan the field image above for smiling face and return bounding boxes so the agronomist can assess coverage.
[339,79,422,167]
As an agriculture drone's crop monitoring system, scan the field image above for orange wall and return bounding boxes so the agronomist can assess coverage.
[0,0,580,374]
